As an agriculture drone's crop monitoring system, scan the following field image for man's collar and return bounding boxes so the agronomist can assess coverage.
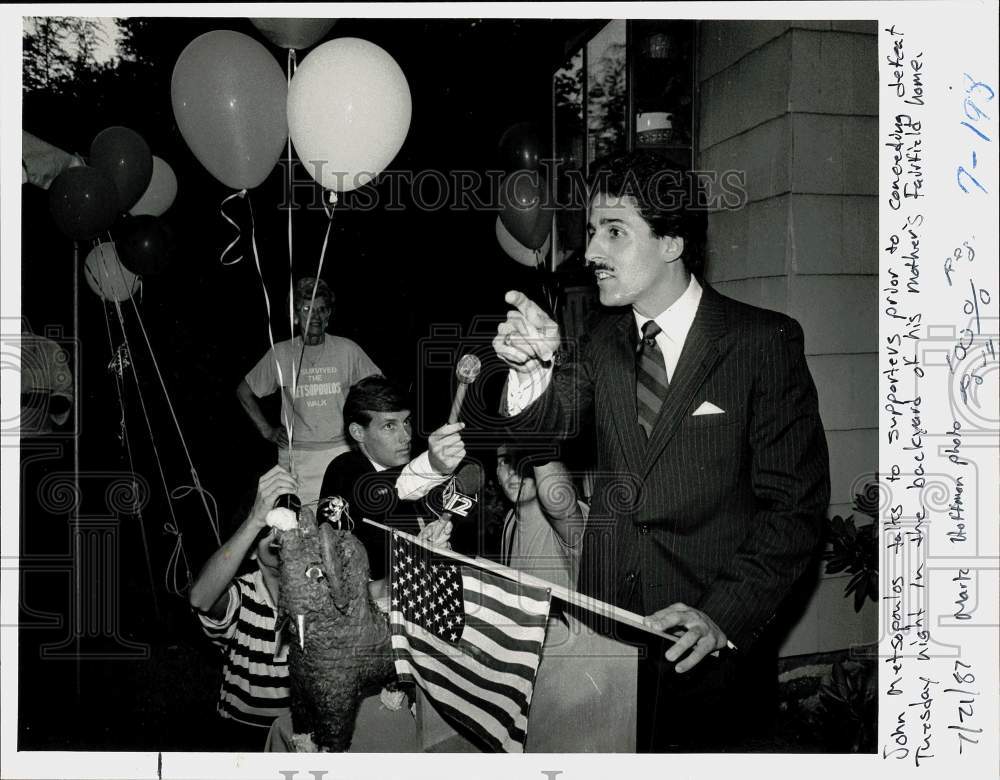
[633,275,703,340]
[361,451,389,472]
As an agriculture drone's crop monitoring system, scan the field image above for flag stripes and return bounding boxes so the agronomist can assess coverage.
[394,623,531,721]
[389,533,550,752]
[396,657,526,750]
[394,619,538,699]
[463,612,547,657]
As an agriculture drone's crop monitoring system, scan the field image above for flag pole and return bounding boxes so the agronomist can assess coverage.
[362,517,727,652]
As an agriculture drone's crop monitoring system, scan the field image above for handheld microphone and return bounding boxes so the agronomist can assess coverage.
[447,354,482,424]
[440,462,483,521]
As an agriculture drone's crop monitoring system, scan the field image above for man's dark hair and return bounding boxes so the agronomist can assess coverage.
[496,444,561,481]
[495,445,533,481]
[588,151,706,276]
[343,375,409,428]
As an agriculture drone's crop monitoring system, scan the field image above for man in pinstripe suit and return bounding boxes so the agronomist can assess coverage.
[494,152,830,751]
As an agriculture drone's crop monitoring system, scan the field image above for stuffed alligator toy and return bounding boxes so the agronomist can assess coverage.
[271,501,396,752]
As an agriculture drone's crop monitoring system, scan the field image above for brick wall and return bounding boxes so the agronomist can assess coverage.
[697,20,878,655]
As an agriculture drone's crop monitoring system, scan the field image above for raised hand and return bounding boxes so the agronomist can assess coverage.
[427,422,466,475]
[417,518,453,549]
[493,290,560,373]
[248,465,299,528]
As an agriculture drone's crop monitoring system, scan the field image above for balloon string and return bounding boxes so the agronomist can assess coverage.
[219,190,248,265]
[170,480,220,556]
[170,482,219,519]
[534,247,557,316]
[122,289,221,544]
[92,240,143,302]
[99,300,160,619]
[293,191,338,397]
[108,295,193,596]
[163,519,193,601]
[244,194,296,479]
[286,47,298,449]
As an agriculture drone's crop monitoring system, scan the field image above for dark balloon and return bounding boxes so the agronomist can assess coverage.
[503,170,544,208]
[90,126,154,212]
[250,18,337,50]
[498,122,543,172]
[116,215,176,276]
[48,166,119,240]
[499,170,551,250]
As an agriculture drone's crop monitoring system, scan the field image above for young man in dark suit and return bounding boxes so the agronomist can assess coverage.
[494,152,830,751]
[318,376,465,604]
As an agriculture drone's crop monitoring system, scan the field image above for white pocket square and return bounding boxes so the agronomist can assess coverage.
[692,401,725,416]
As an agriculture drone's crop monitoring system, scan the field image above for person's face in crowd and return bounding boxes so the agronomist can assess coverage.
[496,447,537,504]
[354,410,413,469]
[585,193,684,316]
[295,295,333,344]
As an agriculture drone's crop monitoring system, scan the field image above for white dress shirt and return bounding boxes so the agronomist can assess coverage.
[507,275,703,414]
[395,451,450,500]
[632,275,702,382]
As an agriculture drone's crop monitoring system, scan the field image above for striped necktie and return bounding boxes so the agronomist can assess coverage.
[636,320,669,437]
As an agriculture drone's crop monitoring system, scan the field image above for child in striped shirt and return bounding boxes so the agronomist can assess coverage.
[189,466,299,751]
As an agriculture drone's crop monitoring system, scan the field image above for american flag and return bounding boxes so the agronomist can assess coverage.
[388,532,551,752]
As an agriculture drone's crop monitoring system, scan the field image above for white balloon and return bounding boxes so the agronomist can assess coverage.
[288,37,411,192]
[129,156,178,217]
[496,216,551,267]
[84,242,141,302]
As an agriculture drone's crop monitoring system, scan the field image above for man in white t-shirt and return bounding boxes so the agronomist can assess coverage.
[237,278,380,510]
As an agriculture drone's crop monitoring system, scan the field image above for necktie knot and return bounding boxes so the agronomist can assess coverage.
[640,320,662,348]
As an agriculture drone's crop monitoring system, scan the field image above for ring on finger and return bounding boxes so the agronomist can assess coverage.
[503,334,513,346]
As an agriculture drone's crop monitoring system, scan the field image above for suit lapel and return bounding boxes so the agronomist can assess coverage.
[640,286,729,479]
[605,312,646,477]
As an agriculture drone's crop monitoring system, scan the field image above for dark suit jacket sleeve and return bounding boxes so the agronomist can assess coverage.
[502,352,596,443]
[319,453,404,580]
[697,318,830,650]
[319,458,348,507]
